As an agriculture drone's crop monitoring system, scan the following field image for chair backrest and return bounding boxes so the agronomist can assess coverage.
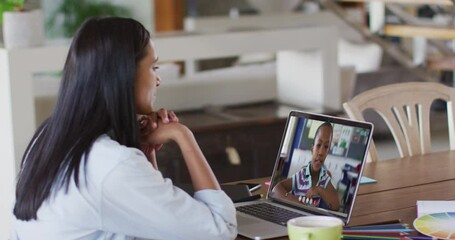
[343,82,455,162]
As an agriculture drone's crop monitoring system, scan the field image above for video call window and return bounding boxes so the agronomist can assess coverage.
[270,116,371,217]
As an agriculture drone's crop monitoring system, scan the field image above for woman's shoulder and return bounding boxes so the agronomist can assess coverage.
[91,134,135,158]
[85,134,148,181]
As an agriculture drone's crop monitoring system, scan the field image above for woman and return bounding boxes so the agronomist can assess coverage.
[11,17,237,240]
[272,122,340,211]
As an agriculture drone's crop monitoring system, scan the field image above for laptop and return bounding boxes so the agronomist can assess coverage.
[235,110,374,239]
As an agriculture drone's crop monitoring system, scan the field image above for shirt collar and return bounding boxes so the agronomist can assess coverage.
[305,161,327,181]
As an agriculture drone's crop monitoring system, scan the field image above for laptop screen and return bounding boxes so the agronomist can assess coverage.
[268,111,373,223]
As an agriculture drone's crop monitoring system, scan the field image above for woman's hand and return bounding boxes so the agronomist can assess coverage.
[139,108,179,134]
[145,119,220,191]
[140,113,221,191]
[138,108,179,146]
[138,108,178,136]
[138,108,179,168]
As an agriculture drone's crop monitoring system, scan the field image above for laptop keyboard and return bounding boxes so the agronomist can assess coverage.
[236,203,304,226]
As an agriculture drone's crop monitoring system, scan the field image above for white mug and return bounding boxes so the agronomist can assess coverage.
[287,216,343,240]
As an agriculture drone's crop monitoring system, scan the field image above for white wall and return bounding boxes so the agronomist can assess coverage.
[110,0,154,32]
[0,50,16,240]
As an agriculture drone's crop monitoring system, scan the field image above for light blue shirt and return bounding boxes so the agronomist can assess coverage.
[11,135,237,240]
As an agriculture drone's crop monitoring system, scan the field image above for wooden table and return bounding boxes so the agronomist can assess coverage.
[235,150,455,239]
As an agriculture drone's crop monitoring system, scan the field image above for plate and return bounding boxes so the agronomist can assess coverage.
[413,212,455,239]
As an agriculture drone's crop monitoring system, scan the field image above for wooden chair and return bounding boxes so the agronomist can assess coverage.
[343,82,455,162]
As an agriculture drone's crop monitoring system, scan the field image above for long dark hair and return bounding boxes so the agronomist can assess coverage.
[14,17,151,220]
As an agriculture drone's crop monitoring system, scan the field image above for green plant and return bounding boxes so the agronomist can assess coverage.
[47,0,130,38]
[0,0,25,24]
[339,139,347,148]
